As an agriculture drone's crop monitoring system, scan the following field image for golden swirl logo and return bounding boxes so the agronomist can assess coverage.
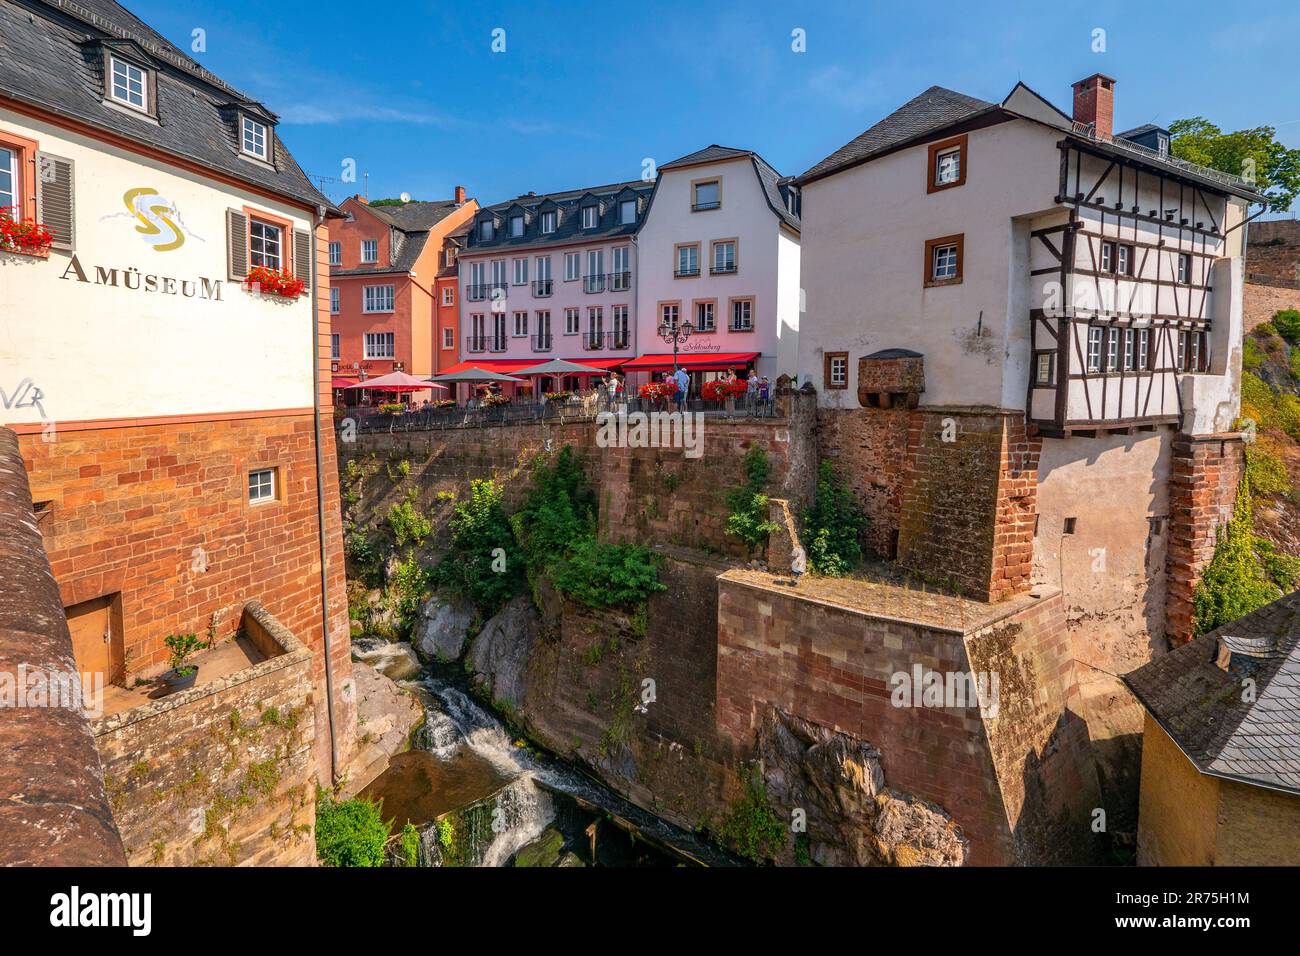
[101,188,203,251]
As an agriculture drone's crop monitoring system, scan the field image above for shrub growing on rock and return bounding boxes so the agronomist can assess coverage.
[551,538,666,609]
[315,794,390,867]
[431,479,523,615]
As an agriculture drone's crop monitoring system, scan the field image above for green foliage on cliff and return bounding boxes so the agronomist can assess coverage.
[315,793,390,867]
[1170,117,1300,211]
[802,459,869,576]
[717,772,786,865]
[1273,309,1300,345]
[431,479,523,615]
[400,822,420,867]
[551,538,666,609]
[387,500,432,548]
[726,446,780,548]
[1193,483,1281,636]
[511,446,597,575]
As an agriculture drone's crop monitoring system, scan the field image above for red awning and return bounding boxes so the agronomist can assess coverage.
[331,377,357,388]
[621,352,759,373]
[440,358,626,376]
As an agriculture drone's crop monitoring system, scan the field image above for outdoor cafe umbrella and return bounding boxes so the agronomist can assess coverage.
[426,368,526,383]
[345,370,447,392]
[513,358,610,398]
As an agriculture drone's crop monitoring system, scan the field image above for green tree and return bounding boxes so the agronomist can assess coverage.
[1170,118,1300,211]
[431,479,523,614]
[802,460,868,576]
[725,446,780,549]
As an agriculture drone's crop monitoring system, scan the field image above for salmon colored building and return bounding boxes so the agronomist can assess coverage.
[328,190,476,400]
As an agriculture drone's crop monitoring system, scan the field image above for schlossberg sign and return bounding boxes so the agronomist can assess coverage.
[58,255,224,300]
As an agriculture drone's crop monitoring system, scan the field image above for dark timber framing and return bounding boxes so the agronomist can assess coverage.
[1027,140,1238,438]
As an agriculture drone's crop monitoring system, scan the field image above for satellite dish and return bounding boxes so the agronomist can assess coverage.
[400,192,411,203]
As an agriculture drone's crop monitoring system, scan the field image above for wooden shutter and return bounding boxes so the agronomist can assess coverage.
[293,227,311,289]
[226,208,248,279]
[35,152,75,250]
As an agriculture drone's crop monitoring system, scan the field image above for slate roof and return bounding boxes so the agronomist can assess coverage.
[660,144,800,231]
[465,179,653,253]
[798,86,997,185]
[1117,123,1168,141]
[1123,591,1300,794]
[332,199,465,276]
[0,0,335,213]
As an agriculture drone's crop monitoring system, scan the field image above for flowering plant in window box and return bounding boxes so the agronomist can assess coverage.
[378,402,407,415]
[480,393,511,408]
[638,381,677,403]
[0,205,53,257]
[543,390,575,403]
[431,399,456,409]
[244,265,305,299]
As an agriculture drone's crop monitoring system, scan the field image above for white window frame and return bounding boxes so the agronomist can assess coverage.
[1177,253,1191,284]
[249,218,283,271]
[536,255,552,281]
[1100,241,1114,274]
[1106,327,1119,371]
[830,355,848,387]
[512,257,528,285]
[329,286,340,314]
[442,327,454,349]
[541,210,557,234]
[564,252,581,281]
[695,300,715,332]
[109,56,147,111]
[328,241,341,266]
[363,285,395,313]
[564,307,580,335]
[1034,352,1053,386]
[712,240,736,273]
[677,244,699,276]
[361,238,378,264]
[248,467,276,505]
[364,331,395,359]
[581,205,598,229]
[241,115,269,160]
[934,146,961,186]
[513,310,529,337]
[1123,329,1135,371]
[1086,327,1103,373]
[931,243,958,281]
[731,299,753,331]
[1138,329,1150,370]
[0,146,17,212]
[442,286,455,306]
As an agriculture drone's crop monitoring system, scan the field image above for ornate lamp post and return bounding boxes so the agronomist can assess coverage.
[657,314,695,376]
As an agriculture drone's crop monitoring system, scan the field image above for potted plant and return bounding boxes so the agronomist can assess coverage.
[244,265,306,299]
[0,205,54,258]
[161,632,204,693]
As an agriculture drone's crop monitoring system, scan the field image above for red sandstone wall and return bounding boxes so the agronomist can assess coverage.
[1165,433,1245,642]
[816,407,910,558]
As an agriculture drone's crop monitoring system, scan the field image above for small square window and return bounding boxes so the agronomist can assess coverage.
[925,234,963,285]
[109,56,147,111]
[934,147,960,185]
[442,327,454,349]
[242,116,269,160]
[1063,517,1077,535]
[927,135,967,192]
[693,180,720,211]
[248,468,276,505]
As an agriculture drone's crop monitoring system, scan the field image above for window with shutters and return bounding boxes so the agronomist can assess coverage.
[364,332,395,358]
[109,56,148,112]
[32,150,76,251]
[363,285,395,313]
[249,218,282,270]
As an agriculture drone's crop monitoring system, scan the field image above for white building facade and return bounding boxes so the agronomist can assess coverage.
[630,145,801,388]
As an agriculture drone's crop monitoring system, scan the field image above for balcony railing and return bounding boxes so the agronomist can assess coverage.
[466,284,488,301]
[674,265,700,278]
[489,337,508,353]
[608,329,630,350]
[532,278,553,297]
[583,331,605,350]
[533,333,553,352]
[584,274,606,293]
[692,200,721,212]
[609,271,631,291]
[710,261,737,275]
[466,335,487,353]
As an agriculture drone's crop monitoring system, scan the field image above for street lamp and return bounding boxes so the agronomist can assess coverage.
[658,315,695,376]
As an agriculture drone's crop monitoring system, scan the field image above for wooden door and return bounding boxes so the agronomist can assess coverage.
[65,596,114,683]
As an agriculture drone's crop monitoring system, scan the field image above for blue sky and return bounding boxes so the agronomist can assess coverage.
[128,0,1300,212]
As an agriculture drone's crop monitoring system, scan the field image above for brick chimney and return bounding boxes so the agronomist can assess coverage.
[354,193,368,205]
[1072,73,1115,139]
[454,185,466,205]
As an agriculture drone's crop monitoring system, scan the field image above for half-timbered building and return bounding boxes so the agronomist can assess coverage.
[796,73,1266,824]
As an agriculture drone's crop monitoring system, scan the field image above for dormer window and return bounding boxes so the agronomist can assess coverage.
[619,199,637,225]
[541,211,557,234]
[582,205,598,229]
[241,116,269,160]
[109,56,148,111]
[480,219,494,241]
[1157,134,1170,156]
[510,215,524,238]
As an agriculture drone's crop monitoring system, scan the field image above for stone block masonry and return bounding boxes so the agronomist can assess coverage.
[92,601,317,866]
[715,570,1102,865]
[1165,433,1245,643]
[19,410,356,784]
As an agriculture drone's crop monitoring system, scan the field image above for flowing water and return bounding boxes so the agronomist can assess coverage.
[361,669,737,867]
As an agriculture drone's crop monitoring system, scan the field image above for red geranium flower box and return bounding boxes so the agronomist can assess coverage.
[245,265,305,299]
[0,205,53,257]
